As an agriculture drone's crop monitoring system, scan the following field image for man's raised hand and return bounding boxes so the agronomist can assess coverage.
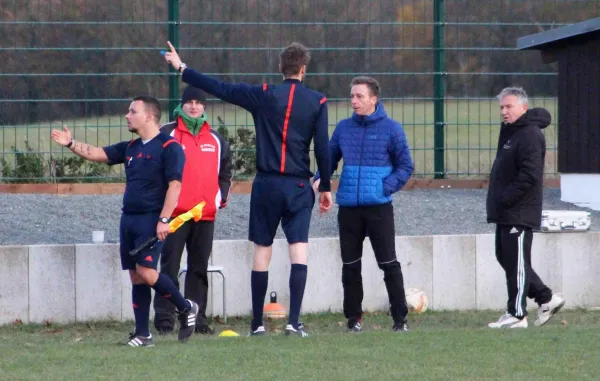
[51,125,72,147]
[163,41,182,71]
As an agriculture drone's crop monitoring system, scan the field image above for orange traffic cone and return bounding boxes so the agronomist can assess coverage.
[263,291,286,319]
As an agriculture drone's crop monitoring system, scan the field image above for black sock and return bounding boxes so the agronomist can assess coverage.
[132,284,152,337]
[288,264,307,329]
[251,271,268,331]
[152,273,190,313]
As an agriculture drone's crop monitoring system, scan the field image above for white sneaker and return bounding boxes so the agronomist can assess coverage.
[488,312,528,328]
[284,324,309,337]
[535,295,565,327]
[248,326,266,336]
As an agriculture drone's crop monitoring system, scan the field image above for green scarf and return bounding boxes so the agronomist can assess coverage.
[173,104,208,136]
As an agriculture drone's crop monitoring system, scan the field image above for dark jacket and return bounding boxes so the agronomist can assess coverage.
[486,108,551,229]
[181,69,331,192]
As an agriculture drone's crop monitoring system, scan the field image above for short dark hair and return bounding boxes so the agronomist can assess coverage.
[133,95,161,123]
[279,42,311,77]
[350,76,381,98]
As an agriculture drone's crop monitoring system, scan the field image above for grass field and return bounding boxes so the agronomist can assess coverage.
[1,99,559,179]
[1,309,598,380]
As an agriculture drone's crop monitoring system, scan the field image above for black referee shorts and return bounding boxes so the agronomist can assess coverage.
[248,174,315,246]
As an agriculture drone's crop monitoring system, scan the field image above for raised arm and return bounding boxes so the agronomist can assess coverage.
[163,41,265,112]
[182,69,266,113]
[51,125,109,163]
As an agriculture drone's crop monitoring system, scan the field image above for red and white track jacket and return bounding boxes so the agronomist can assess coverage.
[161,118,232,221]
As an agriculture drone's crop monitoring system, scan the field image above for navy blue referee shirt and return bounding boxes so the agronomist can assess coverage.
[181,69,331,192]
[103,132,185,214]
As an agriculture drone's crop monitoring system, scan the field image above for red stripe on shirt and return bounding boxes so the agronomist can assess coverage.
[280,83,296,173]
[320,97,327,104]
[263,83,268,91]
[162,139,177,148]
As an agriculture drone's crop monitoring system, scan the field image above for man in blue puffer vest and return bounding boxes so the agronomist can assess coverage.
[313,76,414,332]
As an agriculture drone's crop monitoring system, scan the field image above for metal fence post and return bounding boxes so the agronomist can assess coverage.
[433,0,446,179]
[168,0,180,122]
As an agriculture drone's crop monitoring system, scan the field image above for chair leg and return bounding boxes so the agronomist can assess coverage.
[180,269,225,322]
[217,271,227,323]
[178,270,187,293]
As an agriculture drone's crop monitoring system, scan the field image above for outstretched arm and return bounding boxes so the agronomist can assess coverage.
[51,125,109,163]
[163,41,265,112]
[182,69,266,113]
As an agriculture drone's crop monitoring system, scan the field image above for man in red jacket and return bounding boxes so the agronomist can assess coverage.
[153,85,233,335]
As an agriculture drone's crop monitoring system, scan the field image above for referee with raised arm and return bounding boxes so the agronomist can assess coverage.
[163,41,332,337]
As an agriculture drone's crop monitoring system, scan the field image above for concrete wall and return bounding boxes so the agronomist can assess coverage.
[561,174,600,211]
[1,231,599,325]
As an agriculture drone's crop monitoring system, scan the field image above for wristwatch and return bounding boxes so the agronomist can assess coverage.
[66,140,74,148]
[159,217,169,224]
[178,63,187,74]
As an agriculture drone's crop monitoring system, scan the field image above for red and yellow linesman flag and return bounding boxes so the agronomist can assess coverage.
[129,202,206,257]
[168,202,206,233]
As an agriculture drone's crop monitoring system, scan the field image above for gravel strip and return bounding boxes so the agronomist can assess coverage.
[0,188,596,245]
